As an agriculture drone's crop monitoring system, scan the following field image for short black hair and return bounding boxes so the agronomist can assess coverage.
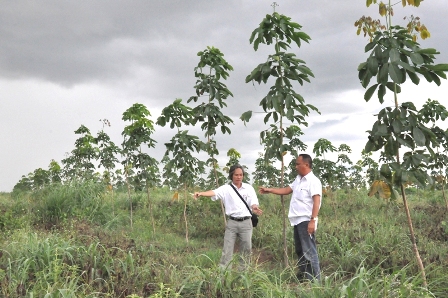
[299,154,313,169]
[228,164,245,180]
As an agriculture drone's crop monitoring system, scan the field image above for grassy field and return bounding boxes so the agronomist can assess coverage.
[0,183,447,297]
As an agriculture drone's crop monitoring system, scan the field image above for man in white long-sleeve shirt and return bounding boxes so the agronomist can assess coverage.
[194,164,263,269]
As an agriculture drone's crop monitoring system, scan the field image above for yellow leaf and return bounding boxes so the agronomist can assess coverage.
[378,181,392,199]
[357,28,362,35]
[402,0,406,6]
[435,175,445,183]
[420,29,430,39]
[172,191,179,202]
[414,0,421,7]
[368,180,380,197]
[282,151,287,156]
[379,2,387,17]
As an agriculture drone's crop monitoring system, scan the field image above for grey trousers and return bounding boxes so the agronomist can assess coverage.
[220,218,253,268]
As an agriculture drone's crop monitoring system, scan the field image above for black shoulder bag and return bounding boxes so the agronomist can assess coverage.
[229,183,258,227]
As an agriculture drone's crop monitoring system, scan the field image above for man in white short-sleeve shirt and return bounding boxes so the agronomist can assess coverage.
[259,154,322,282]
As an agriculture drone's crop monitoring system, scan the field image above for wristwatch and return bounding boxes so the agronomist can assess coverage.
[311,216,318,221]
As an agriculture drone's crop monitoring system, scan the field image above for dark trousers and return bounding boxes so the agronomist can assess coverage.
[293,221,321,281]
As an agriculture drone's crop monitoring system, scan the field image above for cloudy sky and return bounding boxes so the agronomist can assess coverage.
[1,0,447,192]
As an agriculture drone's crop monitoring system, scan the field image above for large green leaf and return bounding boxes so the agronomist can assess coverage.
[240,110,253,124]
[413,127,426,146]
[391,119,403,133]
[425,63,448,71]
[386,82,401,93]
[407,70,420,85]
[364,84,378,102]
[380,164,392,179]
[375,123,389,136]
[429,72,442,86]
[410,154,424,167]
[365,41,376,52]
[297,65,314,77]
[397,60,415,73]
[389,48,400,62]
[389,62,402,84]
[410,53,424,65]
[367,57,379,75]
[413,170,428,187]
[378,64,389,85]
[378,84,386,104]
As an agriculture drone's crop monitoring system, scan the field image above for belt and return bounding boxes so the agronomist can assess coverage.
[229,216,251,221]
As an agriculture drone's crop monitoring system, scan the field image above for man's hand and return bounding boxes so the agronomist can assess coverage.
[258,187,270,194]
[193,192,201,200]
[252,204,263,216]
[308,219,317,235]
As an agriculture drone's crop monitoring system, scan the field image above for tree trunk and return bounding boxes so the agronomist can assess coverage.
[400,184,427,287]
[213,165,227,227]
[279,156,289,268]
[125,169,133,229]
[147,187,155,236]
[441,180,447,213]
[183,183,189,242]
[280,194,289,268]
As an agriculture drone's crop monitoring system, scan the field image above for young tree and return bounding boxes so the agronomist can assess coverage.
[48,159,62,184]
[358,149,379,186]
[32,168,50,189]
[253,152,281,188]
[96,119,121,215]
[420,99,448,211]
[62,125,98,182]
[241,5,319,266]
[121,103,158,230]
[157,99,206,242]
[187,46,234,224]
[224,148,250,183]
[12,175,33,193]
[96,119,120,187]
[355,0,448,286]
[312,138,337,189]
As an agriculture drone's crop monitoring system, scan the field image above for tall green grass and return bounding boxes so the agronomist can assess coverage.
[0,184,447,297]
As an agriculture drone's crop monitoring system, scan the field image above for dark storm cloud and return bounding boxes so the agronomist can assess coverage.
[1,0,448,191]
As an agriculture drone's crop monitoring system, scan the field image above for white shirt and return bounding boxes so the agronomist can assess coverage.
[212,183,259,217]
[288,172,322,226]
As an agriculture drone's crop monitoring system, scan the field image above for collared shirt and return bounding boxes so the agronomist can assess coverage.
[212,182,259,218]
[288,171,322,226]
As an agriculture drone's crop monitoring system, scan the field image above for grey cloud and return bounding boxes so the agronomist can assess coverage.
[1,0,448,191]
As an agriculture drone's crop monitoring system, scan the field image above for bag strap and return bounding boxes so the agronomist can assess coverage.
[229,183,253,215]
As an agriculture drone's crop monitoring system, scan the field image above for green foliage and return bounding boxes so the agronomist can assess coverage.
[356,2,448,286]
[359,25,448,103]
[356,1,448,196]
[162,131,205,189]
[252,152,281,187]
[187,46,234,189]
[31,181,107,225]
[249,12,311,52]
[243,9,319,167]
[96,120,120,186]
[312,139,364,189]
[1,187,447,297]
[62,124,98,181]
[244,8,320,266]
